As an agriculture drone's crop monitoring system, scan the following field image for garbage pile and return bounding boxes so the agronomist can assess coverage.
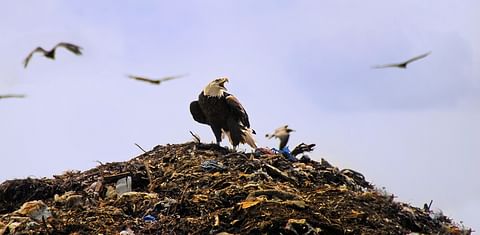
[0,142,472,234]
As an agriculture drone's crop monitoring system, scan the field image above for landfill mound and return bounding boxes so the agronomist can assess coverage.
[0,142,472,234]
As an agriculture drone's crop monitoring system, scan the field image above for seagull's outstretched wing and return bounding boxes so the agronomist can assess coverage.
[403,51,431,64]
[159,74,188,82]
[0,94,26,99]
[265,125,289,138]
[371,63,403,69]
[128,75,161,84]
[55,42,83,55]
[23,47,47,68]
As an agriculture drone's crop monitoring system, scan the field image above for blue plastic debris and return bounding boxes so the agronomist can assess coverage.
[272,146,297,162]
[143,215,156,222]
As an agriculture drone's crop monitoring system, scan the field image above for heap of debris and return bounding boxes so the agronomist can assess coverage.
[0,142,472,234]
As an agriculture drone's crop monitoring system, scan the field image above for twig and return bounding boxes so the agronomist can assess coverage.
[189,131,201,143]
[427,200,433,211]
[423,199,434,212]
[134,143,148,153]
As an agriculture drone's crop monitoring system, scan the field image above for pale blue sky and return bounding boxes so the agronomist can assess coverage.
[1,1,479,230]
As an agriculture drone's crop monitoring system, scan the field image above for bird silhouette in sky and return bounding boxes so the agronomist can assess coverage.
[23,42,83,68]
[372,51,431,69]
[0,94,26,99]
[127,74,187,85]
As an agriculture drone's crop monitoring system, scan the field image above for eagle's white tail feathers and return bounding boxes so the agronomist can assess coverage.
[222,130,233,146]
[242,128,257,149]
[222,128,257,149]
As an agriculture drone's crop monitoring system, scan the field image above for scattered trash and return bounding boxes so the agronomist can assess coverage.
[119,227,135,235]
[0,222,6,234]
[298,155,311,163]
[105,185,118,199]
[201,159,227,172]
[291,143,316,157]
[0,142,471,234]
[5,221,21,234]
[254,147,275,156]
[54,191,83,208]
[143,215,156,222]
[115,176,132,196]
[86,178,103,197]
[15,200,52,222]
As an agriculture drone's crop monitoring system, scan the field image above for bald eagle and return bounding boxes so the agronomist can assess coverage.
[190,77,257,149]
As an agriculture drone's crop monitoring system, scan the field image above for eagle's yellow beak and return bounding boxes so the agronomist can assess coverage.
[218,77,229,90]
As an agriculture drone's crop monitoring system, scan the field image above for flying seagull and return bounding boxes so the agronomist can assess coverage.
[23,42,83,68]
[372,51,431,69]
[190,77,257,149]
[127,74,187,85]
[266,125,295,150]
[0,94,26,99]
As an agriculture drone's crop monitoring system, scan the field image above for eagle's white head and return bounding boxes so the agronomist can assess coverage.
[203,77,229,97]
